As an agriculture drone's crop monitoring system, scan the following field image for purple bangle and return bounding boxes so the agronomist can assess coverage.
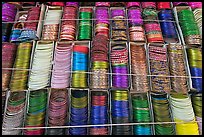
[66,2,78,8]
[126,2,140,8]
[96,2,110,7]
[111,9,125,18]
[173,2,189,6]
[2,3,17,9]
[188,2,202,9]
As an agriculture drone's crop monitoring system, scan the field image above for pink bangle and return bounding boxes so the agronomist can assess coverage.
[127,2,140,8]
[95,2,110,7]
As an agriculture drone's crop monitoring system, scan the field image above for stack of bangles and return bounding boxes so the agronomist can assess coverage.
[151,92,175,135]
[90,91,109,135]
[111,9,127,41]
[51,2,65,6]
[95,2,110,7]
[24,89,48,135]
[149,45,171,92]
[60,6,77,41]
[167,43,188,93]
[193,8,202,38]
[191,93,202,135]
[156,2,171,10]
[47,89,68,135]
[169,92,199,135]
[130,43,149,92]
[72,45,89,88]
[2,3,17,22]
[128,7,145,42]
[2,92,26,135]
[110,44,129,89]
[69,90,88,135]
[9,42,32,92]
[95,7,109,38]
[142,2,164,43]
[188,2,202,9]
[42,7,62,41]
[78,8,93,40]
[126,2,140,9]
[178,9,201,45]
[65,2,79,8]
[91,34,109,89]
[2,43,17,91]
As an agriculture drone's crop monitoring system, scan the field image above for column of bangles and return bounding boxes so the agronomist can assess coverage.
[142,2,164,43]
[51,42,72,88]
[126,2,140,9]
[130,43,149,92]
[110,44,129,89]
[128,5,146,42]
[24,89,48,135]
[193,8,202,38]
[2,92,26,135]
[89,91,109,135]
[65,2,79,8]
[59,6,77,41]
[148,45,171,92]
[47,89,68,135]
[167,43,188,93]
[69,90,88,135]
[177,9,201,45]
[2,43,17,91]
[169,92,199,135]
[9,42,33,92]
[95,2,110,7]
[19,6,41,41]
[28,41,54,91]
[2,3,17,22]
[95,7,109,38]
[41,7,62,41]
[111,8,127,41]
[90,34,109,89]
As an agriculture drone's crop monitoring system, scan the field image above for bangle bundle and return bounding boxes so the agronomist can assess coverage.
[66,2,79,8]
[110,43,129,89]
[186,48,202,92]
[126,2,140,9]
[2,92,26,135]
[28,42,54,91]
[130,43,149,92]
[60,6,77,41]
[132,93,152,135]
[158,9,178,43]
[24,89,48,135]
[188,2,202,9]
[178,9,201,45]
[47,89,68,135]
[42,7,62,41]
[167,44,188,93]
[111,9,127,41]
[51,42,72,88]
[9,42,32,92]
[142,2,164,43]
[78,8,93,40]
[51,2,65,7]
[69,90,88,135]
[157,2,171,10]
[95,2,110,7]
[2,23,13,42]
[128,8,146,42]
[149,45,171,93]
[95,7,109,38]
[72,45,89,88]
[111,90,131,135]
[2,3,17,22]
[151,92,175,135]
[193,8,202,37]
[191,93,202,135]
[2,43,17,91]
[90,91,109,135]
[169,92,199,135]
[90,34,109,89]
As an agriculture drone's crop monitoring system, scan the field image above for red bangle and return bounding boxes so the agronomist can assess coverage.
[157,2,171,10]
[73,45,89,54]
[51,2,65,6]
